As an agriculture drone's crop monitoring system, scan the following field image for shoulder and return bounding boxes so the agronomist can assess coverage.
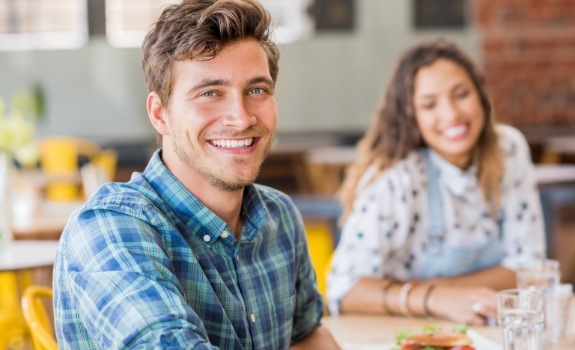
[359,150,425,194]
[253,184,301,217]
[64,175,166,244]
[496,124,530,158]
[82,178,158,218]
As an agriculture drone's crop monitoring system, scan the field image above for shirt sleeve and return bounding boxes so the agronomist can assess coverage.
[326,162,416,316]
[57,205,219,350]
[498,125,546,269]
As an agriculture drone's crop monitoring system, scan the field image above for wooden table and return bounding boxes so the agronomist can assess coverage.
[322,313,575,349]
[0,240,59,271]
[9,200,82,240]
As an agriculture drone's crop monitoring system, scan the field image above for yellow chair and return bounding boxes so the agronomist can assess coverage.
[21,286,57,350]
[91,148,118,182]
[304,219,335,298]
[39,137,101,201]
[0,272,30,350]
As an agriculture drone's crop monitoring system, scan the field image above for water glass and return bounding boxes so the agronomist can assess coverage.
[516,259,560,289]
[497,288,545,350]
[548,283,573,342]
[516,259,561,343]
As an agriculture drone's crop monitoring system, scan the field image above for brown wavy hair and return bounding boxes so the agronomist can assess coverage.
[141,0,280,107]
[338,38,503,224]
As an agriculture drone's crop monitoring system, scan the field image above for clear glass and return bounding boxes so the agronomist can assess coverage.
[497,288,545,350]
[516,259,561,344]
[548,283,573,343]
[516,259,560,289]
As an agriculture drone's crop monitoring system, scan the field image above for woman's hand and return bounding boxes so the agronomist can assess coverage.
[428,286,498,326]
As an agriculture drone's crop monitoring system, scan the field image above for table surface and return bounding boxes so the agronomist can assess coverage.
[0,240,60,271]
[9,200,82,240]
[322,313,575,350]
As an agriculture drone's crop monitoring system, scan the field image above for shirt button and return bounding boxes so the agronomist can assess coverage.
[220,231,229,238]
[203,235,211,242]
[250,313,256,323]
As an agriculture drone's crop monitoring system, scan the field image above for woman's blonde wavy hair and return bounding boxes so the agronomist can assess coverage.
[338,38,503,224]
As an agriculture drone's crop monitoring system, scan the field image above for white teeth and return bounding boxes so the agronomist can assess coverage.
[211,138,254,148]
[442,125,467,138]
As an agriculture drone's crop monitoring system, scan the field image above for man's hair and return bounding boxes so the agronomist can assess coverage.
[338,38,503,223]
[142,0,280,106]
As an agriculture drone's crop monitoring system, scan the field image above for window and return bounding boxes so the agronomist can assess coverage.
[0,0,88,50]
[105,0,179,48]
[105,0,313,48]
[259,0,314,43]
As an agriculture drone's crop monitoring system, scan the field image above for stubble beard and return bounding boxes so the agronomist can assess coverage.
[173,130,275,192]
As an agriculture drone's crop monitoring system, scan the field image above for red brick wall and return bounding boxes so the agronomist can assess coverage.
[474,0,575,126]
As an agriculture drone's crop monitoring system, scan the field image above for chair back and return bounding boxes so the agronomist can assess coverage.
[304,220,335,298]
[39,136,101,201]
[21,285,57,350]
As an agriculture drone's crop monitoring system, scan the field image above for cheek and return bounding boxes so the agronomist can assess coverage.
[255,101,278,128]
[414,112,436,138]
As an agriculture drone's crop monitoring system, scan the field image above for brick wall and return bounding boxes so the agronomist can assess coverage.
[474,0,575,127]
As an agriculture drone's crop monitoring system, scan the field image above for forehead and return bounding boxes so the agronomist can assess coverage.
[171,38,271,85]
[414,58,472,95]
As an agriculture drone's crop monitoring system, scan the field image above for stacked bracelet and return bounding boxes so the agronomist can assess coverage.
[381,280,395,314]
[423,284,436,317]
[398,282,413,317]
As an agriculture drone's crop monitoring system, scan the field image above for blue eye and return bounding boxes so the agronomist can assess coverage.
[201,91,215,97]
[250,87,264,94]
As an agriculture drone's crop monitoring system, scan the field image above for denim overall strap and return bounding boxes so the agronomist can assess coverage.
[419,149,507,279]
[424,149,444,255]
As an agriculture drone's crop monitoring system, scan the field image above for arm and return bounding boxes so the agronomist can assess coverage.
[340,265,515,325]
[291,326,341,350]
[56,207,218,349]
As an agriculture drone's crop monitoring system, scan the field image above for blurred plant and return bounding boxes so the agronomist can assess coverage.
[0,85,44,167]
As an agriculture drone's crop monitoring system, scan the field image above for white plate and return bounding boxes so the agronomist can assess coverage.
[342,329,502,350]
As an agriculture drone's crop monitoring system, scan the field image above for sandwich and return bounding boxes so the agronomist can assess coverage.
[399,331,475,350]
[393,325,475,350]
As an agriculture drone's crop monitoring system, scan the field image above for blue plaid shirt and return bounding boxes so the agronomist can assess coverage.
[53,150,323,349]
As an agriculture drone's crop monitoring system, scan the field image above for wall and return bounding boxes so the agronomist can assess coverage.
[475,0,575,127]
[0,1,476,144]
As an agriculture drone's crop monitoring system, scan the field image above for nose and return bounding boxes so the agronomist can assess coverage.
[222,95,256,129]
[438,98,459,121]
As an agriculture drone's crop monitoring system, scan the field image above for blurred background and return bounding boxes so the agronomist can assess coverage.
[1,0,574,282]
[1,3,575,348]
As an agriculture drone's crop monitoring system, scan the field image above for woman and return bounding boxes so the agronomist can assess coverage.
[326,38,545,325]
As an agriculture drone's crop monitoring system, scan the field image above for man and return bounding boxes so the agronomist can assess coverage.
[53,0,340,349]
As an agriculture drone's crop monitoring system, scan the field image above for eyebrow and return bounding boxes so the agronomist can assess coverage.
[248,76,274,87]
[415,81,467,100]
[187,76,274,95]
[188,79,228,94]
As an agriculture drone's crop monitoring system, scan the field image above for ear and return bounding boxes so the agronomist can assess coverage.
[147,91,170,135]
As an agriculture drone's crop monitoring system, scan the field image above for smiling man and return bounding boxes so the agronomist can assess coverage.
[53,1,340,349]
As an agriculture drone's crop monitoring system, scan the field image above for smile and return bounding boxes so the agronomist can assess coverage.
[442,124,468,139]
[209,138,254,148]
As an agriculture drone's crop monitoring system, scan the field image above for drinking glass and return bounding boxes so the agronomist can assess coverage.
[497,288,545,350]
[548,283,573,343]
[516,259,561,344]
[516,259,560,289]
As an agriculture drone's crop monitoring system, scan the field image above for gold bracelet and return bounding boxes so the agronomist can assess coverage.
[381,280,396,314]
[398,282,413,317]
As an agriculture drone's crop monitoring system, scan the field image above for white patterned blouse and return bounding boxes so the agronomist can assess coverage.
[327,125,545,316]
